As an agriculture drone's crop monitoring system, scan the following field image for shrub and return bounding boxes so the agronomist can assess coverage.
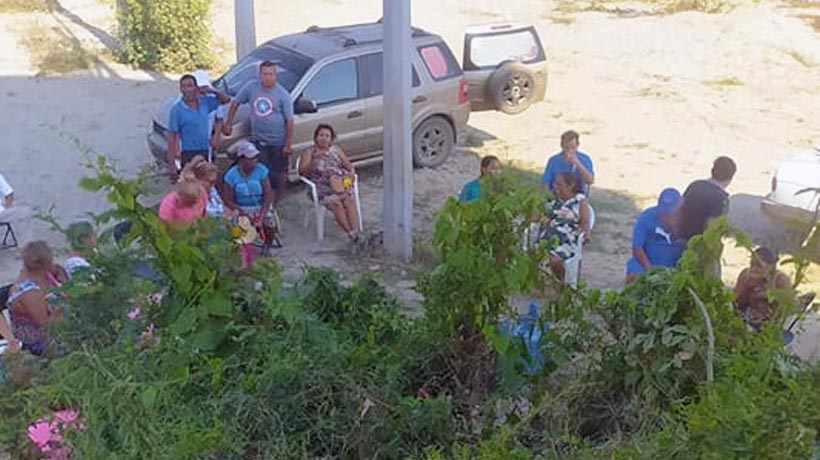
[116,0,213,71]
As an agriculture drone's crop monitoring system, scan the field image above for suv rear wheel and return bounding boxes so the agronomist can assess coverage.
[487,62,536,115]
[412,116,454,168]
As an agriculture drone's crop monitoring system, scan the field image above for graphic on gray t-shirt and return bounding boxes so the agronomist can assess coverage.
[236,81,294,146]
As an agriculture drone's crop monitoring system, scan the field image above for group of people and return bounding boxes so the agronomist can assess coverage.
[162,61,361,246]
[459,131,794,331]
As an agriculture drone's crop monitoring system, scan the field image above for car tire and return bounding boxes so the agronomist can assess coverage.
[487,62,536,115]
[412,116,454,168]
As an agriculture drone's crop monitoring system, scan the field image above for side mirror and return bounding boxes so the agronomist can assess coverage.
[294,97,318,114]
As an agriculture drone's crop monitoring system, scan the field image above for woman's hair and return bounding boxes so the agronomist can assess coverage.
[193,161,218,183]
[480,155,500,169]
[177,180,202,206]
[22,241,53,272]
[556,171,583,195]
[314,123,336,141]
[66,221,95,252]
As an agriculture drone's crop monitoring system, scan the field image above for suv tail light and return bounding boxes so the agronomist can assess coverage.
[458,76,468,104]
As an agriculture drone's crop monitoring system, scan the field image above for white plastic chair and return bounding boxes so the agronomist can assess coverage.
[565,204,595,287]
[0,308,14,355]
[295,156,363,241]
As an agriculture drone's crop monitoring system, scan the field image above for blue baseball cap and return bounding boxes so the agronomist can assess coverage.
[657,188,681,214]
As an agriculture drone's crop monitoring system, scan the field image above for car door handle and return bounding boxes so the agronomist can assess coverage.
[347,110,362,119]
[412,96,427,103]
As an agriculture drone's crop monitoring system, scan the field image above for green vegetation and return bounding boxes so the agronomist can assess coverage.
[0,0,52,13]
[21,22,97,75]
[0,163,818,459]
[116,0,213,71]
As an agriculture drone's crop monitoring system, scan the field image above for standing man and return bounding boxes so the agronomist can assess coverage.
[625,188,686,283]
[541,130,595,196]
[223,60,294,203]
[679,156,736,240]
[167,74,231,176]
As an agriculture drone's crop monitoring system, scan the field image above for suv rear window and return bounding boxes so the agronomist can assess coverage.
[214,45,314,96]
[464,27,545,70]
[417,43,462,81]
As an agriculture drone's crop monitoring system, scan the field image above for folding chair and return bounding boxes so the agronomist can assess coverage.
[295,156,363,241]
[565,205,596,287]
[0,221,17,250]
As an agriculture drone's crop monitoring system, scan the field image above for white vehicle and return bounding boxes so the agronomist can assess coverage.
[761,146,820,224]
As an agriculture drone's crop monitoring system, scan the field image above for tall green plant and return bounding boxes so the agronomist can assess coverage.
[116,0,213,71]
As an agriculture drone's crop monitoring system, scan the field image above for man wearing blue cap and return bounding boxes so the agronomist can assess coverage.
[625,188,686,283]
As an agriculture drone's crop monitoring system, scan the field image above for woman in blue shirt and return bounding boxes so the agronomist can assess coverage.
[222,142,276,241]
[458,155,501,202]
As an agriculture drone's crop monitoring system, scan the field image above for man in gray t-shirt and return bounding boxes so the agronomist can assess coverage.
[224,60,294,201]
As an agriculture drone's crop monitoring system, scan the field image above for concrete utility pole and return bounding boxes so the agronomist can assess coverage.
[382,0,414,261]
[235,0,256,61]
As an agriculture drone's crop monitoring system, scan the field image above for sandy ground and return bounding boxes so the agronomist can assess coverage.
[0,0,819,354]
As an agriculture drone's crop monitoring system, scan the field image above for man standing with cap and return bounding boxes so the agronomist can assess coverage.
[223,60,294,203]
[167,73,231,177]
[625,187,686,283]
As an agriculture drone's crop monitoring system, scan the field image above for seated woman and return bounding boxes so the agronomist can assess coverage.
[458,155,501,202]
[6,241,63,356]
[158,157,208,230]
[222,141,276,246]
[189,157,235,219]
[734,247,792,331]
[539,172,591,282]
[298,124,361,241]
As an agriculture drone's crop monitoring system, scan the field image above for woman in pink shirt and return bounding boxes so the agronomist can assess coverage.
[158,178,207,229]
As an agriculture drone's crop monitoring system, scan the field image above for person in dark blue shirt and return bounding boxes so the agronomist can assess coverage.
[458,155,501,202]
[626,188,685,283]
[167,74,230,176]
[541,130,595,195]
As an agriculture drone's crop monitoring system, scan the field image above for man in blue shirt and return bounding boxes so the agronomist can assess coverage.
[625,188,685,283]
[167,74,230,176]
[224,60,295,203]
[541,130,595,195]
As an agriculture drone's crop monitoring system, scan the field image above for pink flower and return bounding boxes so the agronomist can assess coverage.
[127,307,142,321]
[54,409,79,424]
[148,292,164,304]
[27,420,53,448]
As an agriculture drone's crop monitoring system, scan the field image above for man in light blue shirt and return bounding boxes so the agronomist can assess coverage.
[541,130,595,195]
[167,74,230,175]
[224,61,294,202]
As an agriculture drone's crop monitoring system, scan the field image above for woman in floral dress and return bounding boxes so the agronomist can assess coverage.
[540,172,591,282]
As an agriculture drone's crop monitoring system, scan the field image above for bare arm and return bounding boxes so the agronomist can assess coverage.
[574,158,595,186]
[223,101,240,136]
[0,313,16,351]
[167,132,180,173]
[336,147,355,173]
[221,181,238,212]
[298,149,313,176]
[633,247,652,270]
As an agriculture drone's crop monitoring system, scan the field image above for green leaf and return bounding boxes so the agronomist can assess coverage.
[141,387,158,409]
[204,293,233,318]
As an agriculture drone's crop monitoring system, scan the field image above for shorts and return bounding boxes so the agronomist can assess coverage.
[252,141,287,192]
